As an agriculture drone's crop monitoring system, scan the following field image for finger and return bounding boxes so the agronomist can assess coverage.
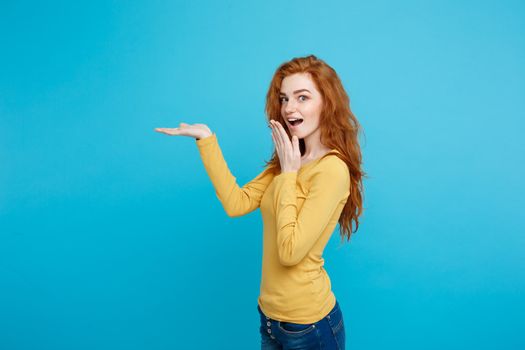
[275,121,290,148]
[271,123,282,156]
[271,122,281,149]
[271,129,279,153]
[275,121,286,152]
[155,128,179,135]
[278,121,292,155]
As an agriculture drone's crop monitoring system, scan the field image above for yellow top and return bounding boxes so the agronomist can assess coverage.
[196,133,350,324]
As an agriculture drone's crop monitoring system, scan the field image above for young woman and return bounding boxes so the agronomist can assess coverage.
[155,54,366,350]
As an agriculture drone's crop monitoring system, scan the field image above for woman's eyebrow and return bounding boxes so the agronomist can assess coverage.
[279,89,311,96]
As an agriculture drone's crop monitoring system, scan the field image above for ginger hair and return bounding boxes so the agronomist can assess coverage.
[263,54,367,242]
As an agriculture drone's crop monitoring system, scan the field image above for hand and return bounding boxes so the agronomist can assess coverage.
[154,122,212,140]
[270,120,301,173]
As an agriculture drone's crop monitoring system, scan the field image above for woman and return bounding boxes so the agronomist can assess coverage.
[155,54,366,349]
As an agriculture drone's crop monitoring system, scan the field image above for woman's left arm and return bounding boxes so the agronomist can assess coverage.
[271,158,350,267]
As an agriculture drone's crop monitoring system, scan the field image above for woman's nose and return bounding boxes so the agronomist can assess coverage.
[284,99,297,113]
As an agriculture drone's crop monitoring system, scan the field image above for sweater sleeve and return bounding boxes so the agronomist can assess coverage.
[196,133,274,217]
[272,158,350,266]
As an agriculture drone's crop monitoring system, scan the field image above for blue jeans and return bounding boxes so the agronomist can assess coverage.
[258,300,346,349]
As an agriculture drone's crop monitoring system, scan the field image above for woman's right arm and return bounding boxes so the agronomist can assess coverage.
[195,133,274,217]
[155,123,274,217]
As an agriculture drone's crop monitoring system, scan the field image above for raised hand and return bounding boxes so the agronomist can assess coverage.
[270,120,301,173]
[154,122,213,140]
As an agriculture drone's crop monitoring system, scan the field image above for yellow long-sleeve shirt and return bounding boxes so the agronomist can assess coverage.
[196,133,350,324]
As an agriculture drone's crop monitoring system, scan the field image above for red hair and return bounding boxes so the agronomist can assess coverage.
[263,54,367,243]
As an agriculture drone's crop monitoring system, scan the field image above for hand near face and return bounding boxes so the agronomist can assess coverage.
[270,120,301,173]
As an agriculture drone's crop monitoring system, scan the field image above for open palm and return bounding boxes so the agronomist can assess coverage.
[154,122,212,140]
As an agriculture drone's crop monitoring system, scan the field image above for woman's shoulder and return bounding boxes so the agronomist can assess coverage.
[318,149,347,169]
[306,150,349,181]
[303,153,350,194]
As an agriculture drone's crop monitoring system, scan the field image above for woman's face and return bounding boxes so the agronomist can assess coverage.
[279,72,323,139]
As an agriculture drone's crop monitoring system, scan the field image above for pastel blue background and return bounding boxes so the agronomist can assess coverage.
[1,1,524,349]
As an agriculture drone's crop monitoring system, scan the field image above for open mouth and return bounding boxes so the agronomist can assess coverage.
[288,118,304,126]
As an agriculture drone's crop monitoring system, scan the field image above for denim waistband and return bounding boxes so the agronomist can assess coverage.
[257,300,340,322]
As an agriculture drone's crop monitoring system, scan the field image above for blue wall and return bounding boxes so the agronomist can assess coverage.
[1,1,524,349]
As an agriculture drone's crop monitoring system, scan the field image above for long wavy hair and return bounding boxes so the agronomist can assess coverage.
[263,54,367,243]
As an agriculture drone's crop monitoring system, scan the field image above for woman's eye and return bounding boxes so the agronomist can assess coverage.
[279,96,308,103]
[279,95,308,103]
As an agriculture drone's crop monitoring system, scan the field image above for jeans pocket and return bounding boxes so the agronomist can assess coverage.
[326,305,345,349]
[327,304,343,330]
[278,321,316,336]
[331,316,344,334]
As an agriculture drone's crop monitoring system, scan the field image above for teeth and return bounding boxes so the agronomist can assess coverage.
[288,118,301,121]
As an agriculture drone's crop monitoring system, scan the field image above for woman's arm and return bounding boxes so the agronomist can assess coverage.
[155,123,273,217]
[196,133,274,217]
[271,157,350,266]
